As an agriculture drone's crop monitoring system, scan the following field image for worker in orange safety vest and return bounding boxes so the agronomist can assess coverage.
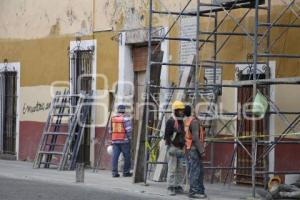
[184,104,207,199]
[111,105,132,178]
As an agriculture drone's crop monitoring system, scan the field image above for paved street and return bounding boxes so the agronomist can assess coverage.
[0,176,158,200]
[0,160,255,200]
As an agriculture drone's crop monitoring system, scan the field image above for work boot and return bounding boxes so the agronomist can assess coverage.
[175,186,184,194]
[112,173,120,178]
[123,172,133,177]
[189,192,207,199]
[168,187,176,196]
[198,193,207,199]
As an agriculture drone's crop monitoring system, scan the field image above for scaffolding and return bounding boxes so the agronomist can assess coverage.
[134,0,300,198]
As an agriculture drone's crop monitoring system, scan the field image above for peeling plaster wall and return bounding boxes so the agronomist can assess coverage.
[0,0,201,38]
[1,0,298,39]
[96,0,146,31]
[95,0,193,31]
[0,0,93,39]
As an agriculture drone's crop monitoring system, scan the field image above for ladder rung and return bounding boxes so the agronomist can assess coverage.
[50,123,68,126]
[44,132,69,136]
[39,151,63,155]
[53,105,76,108]
[51,113,74,116]
[147,161,167,165]
[148,135,162,139]
[40,161,59,166]
[45,143,65,146]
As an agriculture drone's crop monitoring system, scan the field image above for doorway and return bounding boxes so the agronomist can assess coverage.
[69,40,96,166]
[236,68,270,186]
[132,44,161,159]
[0,69,18,159]
[132,45,147,160]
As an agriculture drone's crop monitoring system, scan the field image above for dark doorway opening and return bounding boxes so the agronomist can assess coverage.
[0,71,17,157]
[70,49,94,166]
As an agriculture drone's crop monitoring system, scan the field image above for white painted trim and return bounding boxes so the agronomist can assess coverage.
[117,32,126,107]
[69,39,97,165]
[118,27,169,114]
[235,64,268,75]
[160,27,169,119]
[117,32,134,108]
[268,61,276,174]
[0,62,21,160]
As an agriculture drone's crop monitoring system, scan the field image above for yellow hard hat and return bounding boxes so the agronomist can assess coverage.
[268,176,281,189]
[172,101,185,110]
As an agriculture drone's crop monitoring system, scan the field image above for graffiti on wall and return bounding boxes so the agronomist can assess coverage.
[22,101,51,115]
[20,87,68,122]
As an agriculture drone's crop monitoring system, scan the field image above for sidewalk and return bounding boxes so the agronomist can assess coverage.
[0,160,256,200]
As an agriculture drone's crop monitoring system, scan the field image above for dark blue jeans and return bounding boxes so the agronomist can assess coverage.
[112,143,131,176]
[188,148,205,194]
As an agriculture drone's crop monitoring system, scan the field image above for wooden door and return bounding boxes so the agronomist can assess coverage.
[236,74,269,185]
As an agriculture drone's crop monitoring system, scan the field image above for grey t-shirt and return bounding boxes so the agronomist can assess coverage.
[190,119,205,155]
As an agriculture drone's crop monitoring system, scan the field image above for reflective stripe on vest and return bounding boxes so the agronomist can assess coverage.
[184,116,205,150]
[111,115,126,141]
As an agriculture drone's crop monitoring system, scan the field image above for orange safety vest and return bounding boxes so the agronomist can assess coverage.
[184,116,205,150]
[111,115,126,141]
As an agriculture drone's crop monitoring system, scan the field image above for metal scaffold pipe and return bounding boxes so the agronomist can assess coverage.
[251,0,260,197]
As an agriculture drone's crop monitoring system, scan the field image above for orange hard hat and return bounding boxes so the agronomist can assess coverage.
[268,176,281,189]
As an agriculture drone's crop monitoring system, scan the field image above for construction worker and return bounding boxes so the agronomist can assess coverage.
[164,101,186,196]
[257,176,300,199]
[111,104,132,178]
[184,105,207,199]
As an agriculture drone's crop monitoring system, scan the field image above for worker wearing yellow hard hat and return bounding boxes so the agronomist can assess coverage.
[164,101,186,196]
[268,176,281,192]
[257,175,300,199]
[172,100,185,110]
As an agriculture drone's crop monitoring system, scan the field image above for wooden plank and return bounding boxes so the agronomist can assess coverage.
[152,55,195,182]
[133,45,161,72]
[133,46,148,72]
